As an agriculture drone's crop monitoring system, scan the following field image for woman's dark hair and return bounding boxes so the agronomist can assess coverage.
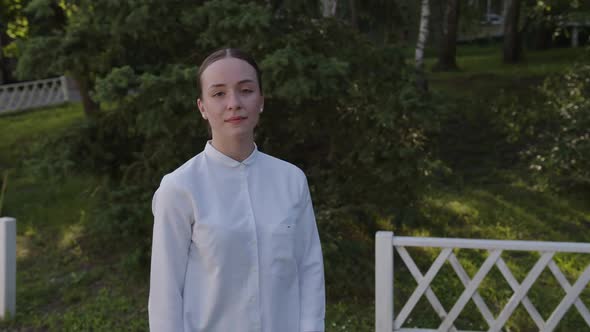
[197,48,263,96]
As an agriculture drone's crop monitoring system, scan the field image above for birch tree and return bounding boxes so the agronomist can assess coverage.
[322,0,337,17]
[415,0,430,92]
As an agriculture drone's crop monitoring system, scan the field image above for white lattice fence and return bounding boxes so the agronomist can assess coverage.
[375,232,590,332]
[0,76,70,114]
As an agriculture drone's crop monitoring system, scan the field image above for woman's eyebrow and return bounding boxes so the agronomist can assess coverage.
[208,83,226,89]
[238,79,255,84]
[208,79,255,89]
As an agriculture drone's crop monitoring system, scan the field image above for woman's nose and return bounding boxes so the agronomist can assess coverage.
[227,91,242,110]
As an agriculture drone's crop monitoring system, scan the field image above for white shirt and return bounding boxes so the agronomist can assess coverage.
[149,142,325,332]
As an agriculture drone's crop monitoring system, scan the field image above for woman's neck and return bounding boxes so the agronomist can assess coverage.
[210,136,255,162]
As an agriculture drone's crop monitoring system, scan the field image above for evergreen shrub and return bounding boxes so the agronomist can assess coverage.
[41,0,439,298]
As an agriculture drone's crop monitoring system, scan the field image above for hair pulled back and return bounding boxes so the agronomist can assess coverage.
[197,48,263,96]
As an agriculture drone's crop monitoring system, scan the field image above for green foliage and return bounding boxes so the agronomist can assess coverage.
[18,0,438,305]
[187,0,272,50]
[532,57,590,186]
[531,0,590,27]
[491,48,590,189]
[69,1,436,222]
[0,0,30,42]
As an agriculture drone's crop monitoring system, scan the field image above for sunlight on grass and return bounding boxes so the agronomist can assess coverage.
[59,222,85,250]
[423,184,590,242]
[16,236,31,260]
[444,200,480,220]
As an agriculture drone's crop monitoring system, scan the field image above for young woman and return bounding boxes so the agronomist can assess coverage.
[148,48,326,332]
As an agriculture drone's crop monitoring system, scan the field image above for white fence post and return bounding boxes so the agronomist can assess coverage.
[60,76,70,102]
[376,231,393,332]
[0,217,16,320]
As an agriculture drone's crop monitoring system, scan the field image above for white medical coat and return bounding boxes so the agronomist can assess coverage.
[149,141,325,332]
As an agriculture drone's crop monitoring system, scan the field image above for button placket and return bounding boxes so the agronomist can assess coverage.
[242,165,262,330]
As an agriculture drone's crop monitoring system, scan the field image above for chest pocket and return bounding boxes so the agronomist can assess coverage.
[269,218,297,277]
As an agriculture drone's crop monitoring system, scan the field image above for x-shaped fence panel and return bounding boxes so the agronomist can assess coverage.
[375,232,590,332]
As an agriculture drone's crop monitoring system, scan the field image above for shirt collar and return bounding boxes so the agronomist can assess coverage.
[204,141,258,168]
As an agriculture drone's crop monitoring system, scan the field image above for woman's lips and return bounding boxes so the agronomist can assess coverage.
[225,116,247,124]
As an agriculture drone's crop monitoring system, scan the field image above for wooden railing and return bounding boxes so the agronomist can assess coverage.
[375,232,590,332]
[0,76,72,114]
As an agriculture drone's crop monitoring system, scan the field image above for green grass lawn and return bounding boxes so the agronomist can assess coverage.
[0,104,83,169]
[427,46,587,99]
[0,104,148,331]
[0,44,589,331]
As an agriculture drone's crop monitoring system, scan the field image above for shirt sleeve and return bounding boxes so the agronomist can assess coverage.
[295,176,326,332]
[148,175,194,332]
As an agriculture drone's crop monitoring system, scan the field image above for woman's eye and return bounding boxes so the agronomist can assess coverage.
[241,89,253,94]
[212,91,225,97]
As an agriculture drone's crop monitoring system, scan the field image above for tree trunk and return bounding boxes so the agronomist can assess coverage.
[0,32,4,85]
[74,76,100,118]
[415,0,430,92]
[322,0,337,17]
[349,0,357,29]
[503,0,522,63]
[435,0,460,71]
[501,0,510,20]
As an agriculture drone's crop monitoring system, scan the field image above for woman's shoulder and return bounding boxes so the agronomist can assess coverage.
[157,152,206,190]
[257,151,307,182]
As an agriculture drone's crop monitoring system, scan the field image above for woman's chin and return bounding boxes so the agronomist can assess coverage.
[222,128,255,140]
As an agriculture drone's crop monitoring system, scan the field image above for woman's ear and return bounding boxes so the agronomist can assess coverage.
[197,98,208,120]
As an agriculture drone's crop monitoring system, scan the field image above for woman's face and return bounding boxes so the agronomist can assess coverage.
[197,57,264,142]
